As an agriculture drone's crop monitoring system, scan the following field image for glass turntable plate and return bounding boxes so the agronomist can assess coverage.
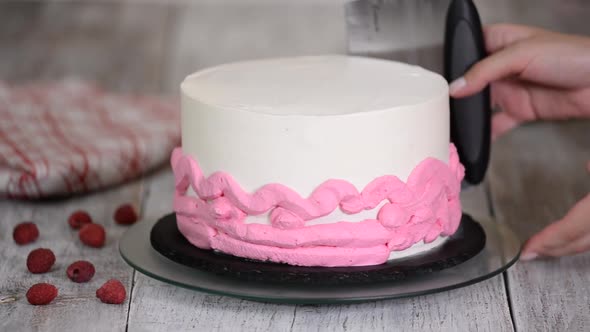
[120,213,520,304]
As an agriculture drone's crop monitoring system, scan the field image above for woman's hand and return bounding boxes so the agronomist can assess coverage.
[449,24,590,260]
[521,192,590,260]
[450,24,590,139]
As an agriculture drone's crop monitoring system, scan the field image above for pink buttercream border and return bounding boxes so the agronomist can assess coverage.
[171,144,465,267]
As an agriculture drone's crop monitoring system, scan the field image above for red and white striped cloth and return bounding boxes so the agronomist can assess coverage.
[0,79,180,199]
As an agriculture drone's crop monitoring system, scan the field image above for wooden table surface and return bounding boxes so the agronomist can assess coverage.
[1,2,589,331]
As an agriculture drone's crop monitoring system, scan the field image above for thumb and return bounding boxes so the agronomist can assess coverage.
[521,193,590,260]
[491,112,521,141]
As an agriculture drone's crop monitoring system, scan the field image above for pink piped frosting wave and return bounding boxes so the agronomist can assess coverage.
[172,144,465,267]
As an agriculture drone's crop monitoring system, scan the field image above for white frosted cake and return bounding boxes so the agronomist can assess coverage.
[172,55,464,267]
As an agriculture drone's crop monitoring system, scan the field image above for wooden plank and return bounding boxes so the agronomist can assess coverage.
[488,121,590,331]
[289,276,510,332]
[0,180,143,331]
[128,169,513,331]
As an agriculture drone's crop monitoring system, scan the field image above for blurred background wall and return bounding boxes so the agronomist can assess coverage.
[348,0,590,73]
[2,0,590,93]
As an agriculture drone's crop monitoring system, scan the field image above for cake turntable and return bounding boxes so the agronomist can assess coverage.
[151,213,486,285]
[119,213,519,304]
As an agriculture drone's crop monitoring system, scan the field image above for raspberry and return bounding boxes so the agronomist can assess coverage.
[26,248,56,274]
[79,224,106,248]
[96,279,126,304]
[68,210,93,229]
[113,204,138,225]
[26,283,58,305]
[67,260,95,283]
[13,222,39,245]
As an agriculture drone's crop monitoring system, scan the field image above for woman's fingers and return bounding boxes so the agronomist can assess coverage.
[559,233,590,256]
[449,45,533,97]
[489,79,539,139]
[521,220,578,260]
[521,193,590,260]
[484,24,543,53]
[491,79,588,129]
[491,112,521,140]
[547,166,590,256]
[449,24,548,98]
[529,231,590,258]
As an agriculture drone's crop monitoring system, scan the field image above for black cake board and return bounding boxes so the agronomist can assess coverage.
[150,213,486,286]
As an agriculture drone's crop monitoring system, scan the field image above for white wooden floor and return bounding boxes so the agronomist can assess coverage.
[1,2,589,331]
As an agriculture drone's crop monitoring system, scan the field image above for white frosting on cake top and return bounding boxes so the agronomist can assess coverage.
[182,55,448,116]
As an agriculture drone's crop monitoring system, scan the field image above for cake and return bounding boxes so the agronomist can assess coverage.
[171,55,464,267]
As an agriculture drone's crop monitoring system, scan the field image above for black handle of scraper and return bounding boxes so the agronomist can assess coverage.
[444,0,491,185]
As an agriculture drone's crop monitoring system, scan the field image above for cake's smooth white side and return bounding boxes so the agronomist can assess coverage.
[182,55,449,192]
[180,55,450,259]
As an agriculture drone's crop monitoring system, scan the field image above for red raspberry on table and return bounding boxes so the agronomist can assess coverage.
[79,224,106,248]
[96,279,126,304]
[13,222,39,245]
[113,204,138,225]
[26,283,58,305]
[26,248,56,274]
[67,260,95,283]
[68,210,93,229]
